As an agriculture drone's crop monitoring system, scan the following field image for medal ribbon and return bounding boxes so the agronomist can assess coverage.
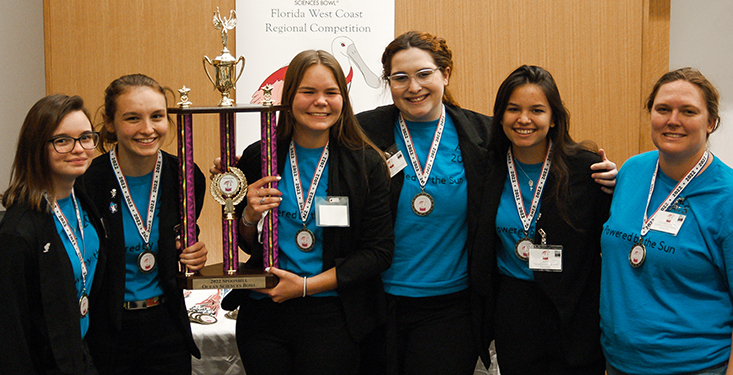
[48,189,87,293]
[640,151,708,237]
[110,148,163,245]
[398,105,446,190]
[506,141,553,234]
[289,141,329,225]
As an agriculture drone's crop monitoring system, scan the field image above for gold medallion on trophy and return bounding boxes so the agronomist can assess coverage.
[210,167,247,220]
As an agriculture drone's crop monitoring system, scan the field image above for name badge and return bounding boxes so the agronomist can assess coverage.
[649,212,685,236]
[315,196,350,227]
[385,145,407,178]
[528,245,563,272]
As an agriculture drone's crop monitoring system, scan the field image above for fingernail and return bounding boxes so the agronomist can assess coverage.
[265,267,270,272]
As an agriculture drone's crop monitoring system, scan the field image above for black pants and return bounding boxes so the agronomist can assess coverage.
[80,339,99,375]
[494,275,605,375]
[235,296,359,375]
[385,290,477,375]
[111,305,191,375]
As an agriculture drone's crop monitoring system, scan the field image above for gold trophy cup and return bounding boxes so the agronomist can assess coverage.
[203,7,245,106]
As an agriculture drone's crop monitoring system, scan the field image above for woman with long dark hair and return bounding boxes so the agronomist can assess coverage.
[220,50,393,375]
[0,94,106,374]
[482,65,610,374]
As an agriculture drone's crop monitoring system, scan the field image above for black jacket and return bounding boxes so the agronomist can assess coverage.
[0,184,107,374]
[356,104,493,360]
[478,149,611,367]
[221,137,394,343]
[81,151,204,371]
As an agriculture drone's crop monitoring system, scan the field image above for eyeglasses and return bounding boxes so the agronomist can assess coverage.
[48,131,100,154]
[388,68,440,89]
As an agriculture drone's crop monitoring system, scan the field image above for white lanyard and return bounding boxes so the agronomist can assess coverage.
[640,151,708,237]
[110,148,162,245]
[398,106,446,190]
[48,189,87,292]
[289,141,329,225]
[507,142,552,234]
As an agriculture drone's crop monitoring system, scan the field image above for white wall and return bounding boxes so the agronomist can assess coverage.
[0,0,46,208]
[670,0,733,165]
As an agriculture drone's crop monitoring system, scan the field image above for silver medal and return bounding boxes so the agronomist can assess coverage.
[411,192,434,216]
[138,250,157,273]
[629,243,646,268]
[515,237,533,261]
[296,228,316,252]
[79,293,89,318]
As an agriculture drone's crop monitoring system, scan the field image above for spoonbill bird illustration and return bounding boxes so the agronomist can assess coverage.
[250,36,381,105]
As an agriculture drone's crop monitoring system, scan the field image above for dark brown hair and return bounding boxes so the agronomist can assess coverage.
[98,73,172,152]
[380,31,459,107]
[2,94,90,210]
[278,50,380,154]
[492,65,598,229]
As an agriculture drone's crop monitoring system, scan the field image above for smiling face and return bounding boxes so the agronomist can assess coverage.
[651,79,714,165]
[501,83,554,163]
[389,47,450,122]
[48,110,94,190]
[106,86,168,173]
[291,63,344,148]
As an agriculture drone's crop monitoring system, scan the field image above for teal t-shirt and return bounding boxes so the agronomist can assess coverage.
[121,172,163,302]
[383,112,469,297]
[495,159,543,281]
[252,142,336,299]
[53,194,100,338]
[601,151,733,374]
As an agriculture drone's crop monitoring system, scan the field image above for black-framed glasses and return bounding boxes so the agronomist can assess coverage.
[48,131,100,154]
[388,68,440,89]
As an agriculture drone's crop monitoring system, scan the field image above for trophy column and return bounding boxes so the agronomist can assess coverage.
[261,110,279,269]
[172,104,285,289]
[177,111,197,276]
[219,111,239,274]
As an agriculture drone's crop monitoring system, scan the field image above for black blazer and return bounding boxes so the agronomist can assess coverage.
[477,149,611,367]
[357,104,493,360]
[81,151,205,371]
[0,185,107,374]
[221,137,394,343]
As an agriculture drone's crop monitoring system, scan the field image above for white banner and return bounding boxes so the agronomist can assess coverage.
[235,0,395,150]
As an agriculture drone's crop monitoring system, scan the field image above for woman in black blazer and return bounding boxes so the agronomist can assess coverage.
[0,94,107,374]
[219,50,393,375]
[481,65,612,374]
[82,74,207,375]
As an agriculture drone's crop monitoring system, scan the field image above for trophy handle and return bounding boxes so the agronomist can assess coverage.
[202,56,216,87]
[233,56,246,87]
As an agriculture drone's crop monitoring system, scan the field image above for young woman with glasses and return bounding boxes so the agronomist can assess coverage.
[81,74,208,374]
[0,94,107,374]
[356,31,618,375]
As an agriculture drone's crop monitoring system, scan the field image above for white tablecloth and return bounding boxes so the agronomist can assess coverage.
[186,289,245,375]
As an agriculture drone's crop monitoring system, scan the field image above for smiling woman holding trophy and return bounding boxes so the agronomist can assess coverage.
[214,49,394,375]
[82,74,208,375]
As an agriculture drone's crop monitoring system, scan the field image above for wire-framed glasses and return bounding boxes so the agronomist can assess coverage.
[388,68,440,89]
[48,131,100,154]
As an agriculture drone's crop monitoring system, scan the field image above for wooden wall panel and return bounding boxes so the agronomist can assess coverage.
[46,0,669,265]
[395,0,670,165]
[44,0,236,264]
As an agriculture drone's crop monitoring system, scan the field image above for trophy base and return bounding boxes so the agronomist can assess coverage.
[177,263,279,290]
